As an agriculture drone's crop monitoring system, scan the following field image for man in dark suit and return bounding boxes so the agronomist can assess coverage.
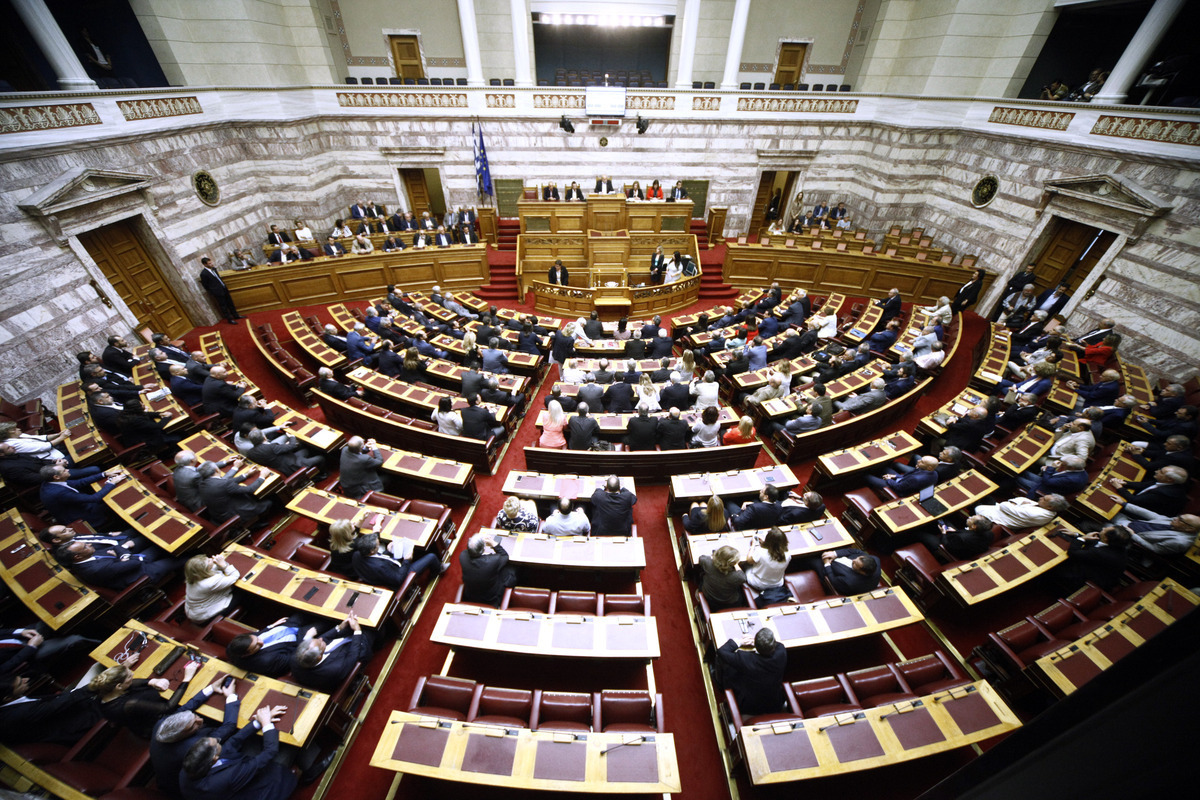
[992,393,1041,434]
[1035,284,1071,318]
[716,628,787,716]
[412,230,431,248]
[811,201,830,220]
[567,404,600,450]
[865,455,939,497]
[576,375,604,411]
[352,534,443,590]
[288,612,374,693]
[624,406,659,450]
[461,395,504,441]
[589,476,637,536]
[481,377,524,413]
[245,429,324,476]
[350,202,368,219]
[940,406,992,453]
[322,236,346,257]
[564,182,585,201]
[316,367,362,401]
[640,315,662,341]
[57,538,178,589]
[542,183,560,201]
[543,387,576,413]
[198,257,241,324]
[915,515,994,562]
[950,269,984,314]
[201,367,246,417]
[670,180,688,200]
[547,259,569,285]
[729,485,782,531]
[778,491,826,525]
[152,676,240,797]
[434,226,453,247]
[602,379,635,413]
[1017,455,1090,498]
[339,436,384,499]
[0,676,99,745]
[196,460,271,525]
[874,288,902,327]
[648,329,675,359]
[180,705,298,800]
[459,532,517,607]
[458,223,479,244]
[39,465,122,528]
[657,408,690,449]
[1072,317,1116,347]
[991,264,1038,320]
[101,335,141,376]
[225,617,312,677]
[819,548,881,595]
[1051,526,1131,591]
[1110,466,1190,517]
[265,225,291,246]
[595,176,614,194]
[624,331,647,360]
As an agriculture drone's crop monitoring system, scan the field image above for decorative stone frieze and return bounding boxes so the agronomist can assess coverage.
[117,97,203,121]
[534,94,585,109]
[626,95,675,111]
[0,103,101,134]
[1091,115,1200,146]
[336,92,467,108]
[736,97,857,113]
[988,106,1074,132]
[485,94,516,109]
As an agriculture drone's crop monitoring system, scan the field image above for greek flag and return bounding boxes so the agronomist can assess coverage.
[473,122,493,196]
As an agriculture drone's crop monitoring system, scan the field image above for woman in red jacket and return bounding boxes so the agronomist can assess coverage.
[646,179,664,199]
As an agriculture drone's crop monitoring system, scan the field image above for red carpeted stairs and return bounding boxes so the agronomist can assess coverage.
[698,243,738,301]
[495,217,520,251]
[690,218,710,250]
[476,246,520,302]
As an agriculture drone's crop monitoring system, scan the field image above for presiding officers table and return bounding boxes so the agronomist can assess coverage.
[370,710,680,793]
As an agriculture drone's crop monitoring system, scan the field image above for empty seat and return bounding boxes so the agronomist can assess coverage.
[502,586,552,613]
[1032,600,1103,641]
[753,82,765,90]
[844,664,917,708]
[797,83,809,90]
[457,77,468,85]
[769,83,781,90]
[739,82,751,90]
[534,690,593,732]
[344,77,359,85]
[502,78,515,86]
[604,593,650,616]
[403,78,416,85]
[389,77,403,85]
[416,78,429,85]
[986,619,1069,673]
[409,675,479,721]
[598,690,662,732]
[789,676,861,718]
[692,81,702,89]
[556,590,599,615]
[471,686,534,727]
[1064,582,1134,622]
[703,81,715,89]
[489,78,501,86]
[784,570,827,603]
[430,77,442,85]
[811,83,824,91]
[359,77,373,85]
[782,83,794,91]
[895,652,972,695]
[839,84,851,91]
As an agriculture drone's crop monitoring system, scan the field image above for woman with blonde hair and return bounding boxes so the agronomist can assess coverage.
[699,544,747,610]
[637,374,661,412]
[539,399,568,449]
[679,349,697,379]
[329,518,359,574]
[89,657,198,738]
[685,493,728,534]
[744,527,789,606]
[492,496,539,532]
[722,415,757,445]
[184,553,239,624]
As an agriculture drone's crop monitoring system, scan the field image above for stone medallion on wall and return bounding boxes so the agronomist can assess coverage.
[971,175,999,208]
[192,170,220,207]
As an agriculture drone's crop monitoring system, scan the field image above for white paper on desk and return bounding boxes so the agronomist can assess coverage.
[146,388,168,402]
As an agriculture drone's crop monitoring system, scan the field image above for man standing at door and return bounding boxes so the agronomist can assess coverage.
[198,257,241,325]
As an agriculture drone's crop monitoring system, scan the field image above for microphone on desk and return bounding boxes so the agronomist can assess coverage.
[602,735,645,754]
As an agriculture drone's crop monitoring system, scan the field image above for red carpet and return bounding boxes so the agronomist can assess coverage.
[192,268,1015,799]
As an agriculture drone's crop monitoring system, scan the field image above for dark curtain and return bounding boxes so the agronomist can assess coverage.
[533,25,670,84]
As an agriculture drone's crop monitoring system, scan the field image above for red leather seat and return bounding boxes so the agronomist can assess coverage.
[533,690,593,732]
[1064,582,1134,622]
[844,664,917,708]
[841,488,881,530]
[1032,600,1102,641]
[42,727,149,795]
[598,690,663,732]
[789,676,861,718]
[470,686,534,728]
[784,570,828,603]
[408,675,480,721]
[555,590,599,615]
[986,619,1069,673]
[724,688,801,729]
[894,651,972,695]
[603,593,650,616]
[406,498,453,534]
[289,542,332,571]
[501,586,552,613]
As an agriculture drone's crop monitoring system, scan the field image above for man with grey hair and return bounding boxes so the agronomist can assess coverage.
[1121,508,1200,557]
[541,497,591,537]
[173,449,241,512]
[443,292,478,320]
[659,371,691,411]
[151,672,239,797]
[201,365,247,417]
[320,323,348,353]
[197,459,271,525]
[835,378,888,415]
[1017,454,1090,498]
[290,611,373,693]
[915,514,995,562]
[317,366,361,401]
[865,455,940,497]
[346,322,379,366]
[624,404,659,451]
[593,358,616,384]
[911,326,939,357]
[459,531,516,606]
[975,493,1068,529]
[717,627,787,716]
[245,427,325,476]
[339,436,384,499]
[915,341,946,372]
[745,373,786,407]
[1110,465,1190,518]
[577,373,605,410]
[567,403,600,451]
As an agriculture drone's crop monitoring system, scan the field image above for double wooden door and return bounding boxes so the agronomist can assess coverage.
[78,220,193,337]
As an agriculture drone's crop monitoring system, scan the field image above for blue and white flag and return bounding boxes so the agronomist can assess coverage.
[473,122,493,196]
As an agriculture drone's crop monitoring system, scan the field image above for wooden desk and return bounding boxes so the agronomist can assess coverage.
[197,331,259,395]
[684,519,855,568]
[370,710,680,793]
[482,529,646,572]
[870,470,999,536]
[1032,579,1198,698]
[0,508,99,629]
[503,472,635,502]
[989,425,1055,476]
[286,487,439,550]
[706,588,924,649]
[916,388,990,439]
[282,311,348,370]
[432,333,544,377]
[843,303,883,344]
[129,364,191,433]
[530,277,701,320]
[733,356,819,394]
[532,406,737,435]
[936,524,1075,606]
[517,196,692,235]
[375,443,476,499]
[430,603,660,659]
[1117,358,1155,406]
[1042,379,1079,415]
[758,367,881,422]
[55,383,108,465]
[219,247,490,314]
[814,431,923,484]
[1073,443,1146,521]
[888,310,932,360]
[670,466,799,507]
[971,326,1011,390]
[102,468,207,553]
[92,620,328,747]
[738,681,1019,784]
[268,405,346,452]
[222,543,393,628]
[346,367,511,426]
[179,431,283,497]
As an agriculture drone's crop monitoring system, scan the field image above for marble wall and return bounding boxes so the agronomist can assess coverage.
[1,100,1197,406]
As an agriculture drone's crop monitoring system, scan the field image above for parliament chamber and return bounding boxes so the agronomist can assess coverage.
[2,1,1200,799]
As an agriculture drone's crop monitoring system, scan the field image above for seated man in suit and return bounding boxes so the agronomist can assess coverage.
[819,548,881,595]
[268,243,314,263]
[669,180,688,201]
[288,611,375,693]
[1016,454,1090,498]
[180,705,299,800]
[322,236,346,257]
[317,367,363,401]
[459,532,518,607]
[717,628,786,717]
[225,616,315,677]
[351,533,444,590]
[567,403,600,450]
[461,394,504,441]
[39,465,124,528]
[345,323,379,366]
[1108,465,1190,518]
[864,455,940,498]
[875,288,902,327]
[624,405,659,451]
[458,222,479,244]
[778,490,826,525]
[915,515,995,562]
[151,674,240,797]
[834,378,888,415]
[542,183,561,201]
[196,460,272,525]
[657,407,691,450]
[57,538,179,589]
[244,428,325,477]
[565,181,585,201]
[0,675,99,745]
[589,476,637,536]
[433,226,453,247]
[481,377,525,413]
[1050,525,1132,591]
[595,175,614,194]
[201,366,247,417]
[728,485,782,531]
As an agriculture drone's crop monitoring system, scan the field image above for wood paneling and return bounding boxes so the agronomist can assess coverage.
[388,36,423,80]
[774,43,808,86]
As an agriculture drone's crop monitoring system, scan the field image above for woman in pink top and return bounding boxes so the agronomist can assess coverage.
[539,399,568,449]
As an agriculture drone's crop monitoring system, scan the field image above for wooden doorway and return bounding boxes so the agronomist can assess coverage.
[774,43,807,86]
[1033,218,1118,296]
[398,168,446,217]
[389,35,424,80]
[749,171,800,235]
[78,220,193,338]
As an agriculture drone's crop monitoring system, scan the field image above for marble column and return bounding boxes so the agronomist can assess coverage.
[457,0,485,86]
[11,0,99,91]
[720,0,752,90]
[510,0,533,87]
[1091,0,1186,105]
[674,0,702,89]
